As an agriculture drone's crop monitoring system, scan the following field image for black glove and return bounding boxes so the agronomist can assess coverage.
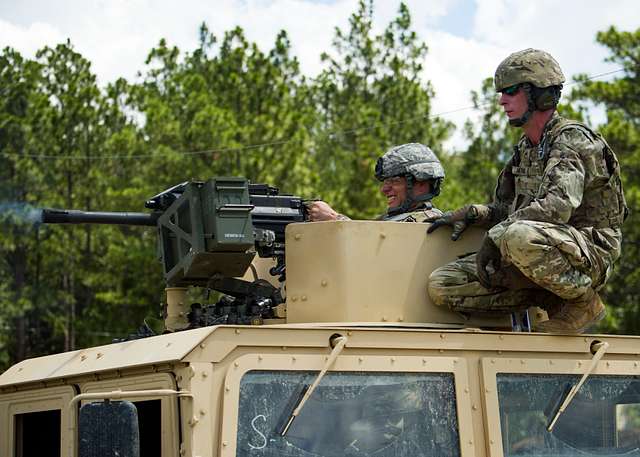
[426,205,479,241]
[476,235,502,289]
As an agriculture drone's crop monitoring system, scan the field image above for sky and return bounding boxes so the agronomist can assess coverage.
[0,0,638,150]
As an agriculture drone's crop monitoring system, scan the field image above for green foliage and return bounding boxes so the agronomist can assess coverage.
[132,24,316,193]
[0,41,162,365]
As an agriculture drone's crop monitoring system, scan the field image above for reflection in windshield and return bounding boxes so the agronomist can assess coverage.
[497,374,640,456]
[236,371,460,457]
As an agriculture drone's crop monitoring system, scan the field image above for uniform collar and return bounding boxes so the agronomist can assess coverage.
[523,112,563,148]
[384,200,432,218]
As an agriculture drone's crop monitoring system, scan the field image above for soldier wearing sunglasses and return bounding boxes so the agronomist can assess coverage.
[427,49,627,333]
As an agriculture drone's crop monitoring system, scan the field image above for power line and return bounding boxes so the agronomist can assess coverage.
[564,68,626,86]
[0,67,626,162]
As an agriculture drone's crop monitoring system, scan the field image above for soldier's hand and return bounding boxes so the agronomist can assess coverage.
[426,205,478,241]
[476,235,502,289]
[306,201,340,222]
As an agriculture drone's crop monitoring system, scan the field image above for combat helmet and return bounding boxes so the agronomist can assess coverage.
[375,143,445,215]
[494,48,565,126]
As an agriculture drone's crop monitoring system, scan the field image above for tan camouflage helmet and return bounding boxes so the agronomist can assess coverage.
[494,48,565,91]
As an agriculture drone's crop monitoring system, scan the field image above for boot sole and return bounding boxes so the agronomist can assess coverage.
[534,309,606,334]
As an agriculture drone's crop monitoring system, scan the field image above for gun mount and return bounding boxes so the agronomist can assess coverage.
[41,177,306,332]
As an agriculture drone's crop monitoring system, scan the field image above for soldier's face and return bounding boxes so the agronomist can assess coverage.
[380,176,408,208]
[499,86,528,122]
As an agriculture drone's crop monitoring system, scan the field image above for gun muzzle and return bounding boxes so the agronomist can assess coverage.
[41,209,158,226]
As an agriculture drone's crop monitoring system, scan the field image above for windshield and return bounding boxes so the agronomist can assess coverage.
[497,374,640,456]
[236,370,461,457]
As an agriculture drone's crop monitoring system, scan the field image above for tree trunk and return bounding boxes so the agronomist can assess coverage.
[12,245,27,361]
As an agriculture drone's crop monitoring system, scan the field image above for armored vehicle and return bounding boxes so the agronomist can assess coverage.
[1,178,639,457]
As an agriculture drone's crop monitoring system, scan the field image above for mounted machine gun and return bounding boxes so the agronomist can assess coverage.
[42,177,307,330]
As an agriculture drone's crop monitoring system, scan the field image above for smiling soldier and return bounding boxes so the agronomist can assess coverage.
[306,143,445,222]
[427,49,627,333]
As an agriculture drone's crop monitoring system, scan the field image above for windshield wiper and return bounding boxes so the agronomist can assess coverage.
[547,341,609,432]
[280,334,348,436]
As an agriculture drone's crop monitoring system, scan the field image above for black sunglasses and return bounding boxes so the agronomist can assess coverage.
[501,84,521,96]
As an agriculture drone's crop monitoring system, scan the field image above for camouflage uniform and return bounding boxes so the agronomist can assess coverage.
[429,113,627,314]
[377,202,443,222]
[335,202,443,223]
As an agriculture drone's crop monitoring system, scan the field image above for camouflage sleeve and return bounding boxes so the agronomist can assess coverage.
[489,129,592,242]
[482,155,516,227]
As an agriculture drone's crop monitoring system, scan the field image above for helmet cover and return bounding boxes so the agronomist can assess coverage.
[375,143,445,182]
[494,48,565,92]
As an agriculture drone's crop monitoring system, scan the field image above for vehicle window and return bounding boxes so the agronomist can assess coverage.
[497,374,640,456]
[15,409,61,457]
[134,400,161,457]
[236,371,460,457]
[80,373,177,457]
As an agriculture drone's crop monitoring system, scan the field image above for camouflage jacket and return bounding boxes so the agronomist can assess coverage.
[487,113,626,265]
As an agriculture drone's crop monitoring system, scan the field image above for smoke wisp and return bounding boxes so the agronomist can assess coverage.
[0,202,43,227]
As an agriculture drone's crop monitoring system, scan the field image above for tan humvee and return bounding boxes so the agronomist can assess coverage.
[1,222,639,457]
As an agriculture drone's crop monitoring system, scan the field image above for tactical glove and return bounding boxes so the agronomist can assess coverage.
[426,205,481,241]
[476,235,502,289]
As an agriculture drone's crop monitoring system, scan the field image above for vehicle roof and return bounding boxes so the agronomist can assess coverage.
[0,326,216,389]
[1,324,638,389]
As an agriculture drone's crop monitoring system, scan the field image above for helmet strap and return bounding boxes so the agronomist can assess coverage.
[385,176,438,217]
[386,174,415,217]
[508,84,534,127]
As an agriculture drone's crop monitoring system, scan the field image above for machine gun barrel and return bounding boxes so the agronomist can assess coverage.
[42,209,159,226]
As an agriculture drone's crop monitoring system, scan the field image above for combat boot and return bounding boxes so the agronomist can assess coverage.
[533,290,605,334]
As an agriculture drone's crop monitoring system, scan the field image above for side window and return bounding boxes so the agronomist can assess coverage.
[80,374,178,457]
[235,371,461,457]
[15,409,61,457]
[497,374,640,456]
[0,386,74,457]
[133,400,162,457]
[79,399,162,457]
